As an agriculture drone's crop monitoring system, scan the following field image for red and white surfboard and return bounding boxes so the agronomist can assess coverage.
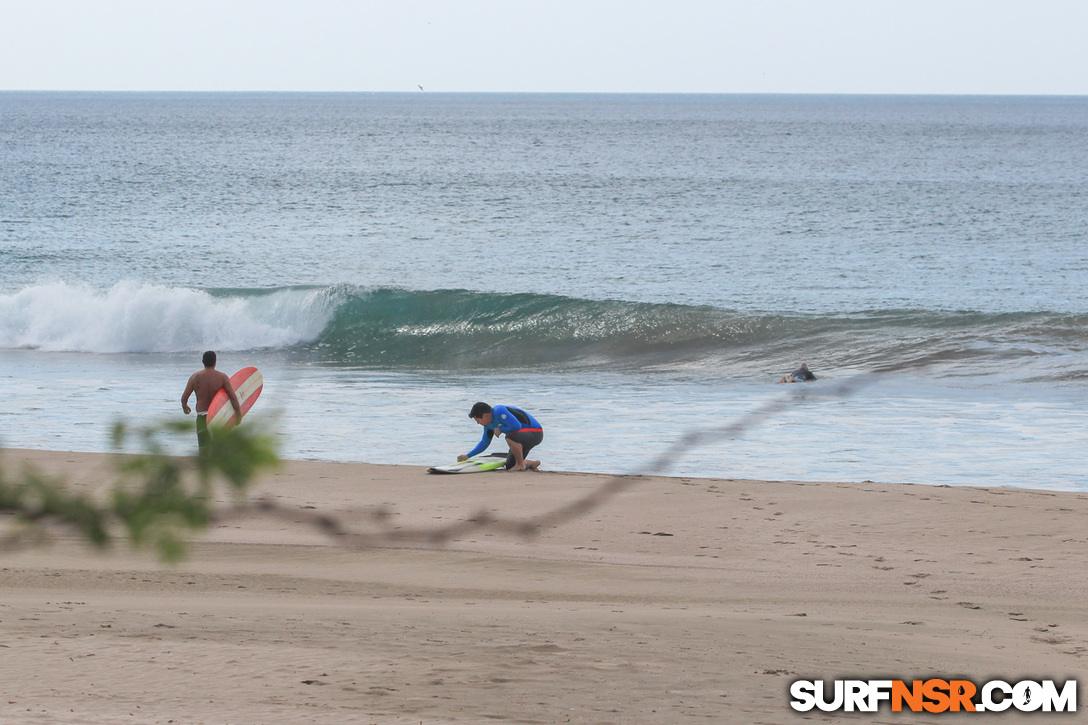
[206,366,264,428]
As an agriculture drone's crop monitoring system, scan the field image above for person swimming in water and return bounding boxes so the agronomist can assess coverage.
[779,362,817,383]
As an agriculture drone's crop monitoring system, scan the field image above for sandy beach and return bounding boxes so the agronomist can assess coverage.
[1,448,1086,724]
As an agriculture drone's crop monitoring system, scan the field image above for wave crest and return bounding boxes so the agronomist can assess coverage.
[0,282,333,352]
[3,283,1086,379]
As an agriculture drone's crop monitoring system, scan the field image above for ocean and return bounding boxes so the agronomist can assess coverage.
[2,92,1087,490]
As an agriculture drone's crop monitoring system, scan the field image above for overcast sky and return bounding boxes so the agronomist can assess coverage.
[2,0,1085,94]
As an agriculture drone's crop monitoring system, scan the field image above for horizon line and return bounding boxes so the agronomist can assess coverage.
[3,89,1087,98]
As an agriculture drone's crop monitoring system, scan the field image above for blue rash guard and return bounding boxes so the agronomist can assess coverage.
[466,405,543,458]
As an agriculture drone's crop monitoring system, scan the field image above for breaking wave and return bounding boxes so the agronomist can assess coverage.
[3,282,1086,378]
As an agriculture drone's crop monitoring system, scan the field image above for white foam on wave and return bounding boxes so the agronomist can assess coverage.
[0,282,333,353]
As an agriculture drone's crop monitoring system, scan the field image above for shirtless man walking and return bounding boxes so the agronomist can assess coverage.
[181,350,243,454]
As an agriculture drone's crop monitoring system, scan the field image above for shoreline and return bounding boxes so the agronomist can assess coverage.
[2,448,1086,723]
[6,440,1083,494]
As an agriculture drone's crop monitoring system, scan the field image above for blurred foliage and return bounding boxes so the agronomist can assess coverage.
[0,419,279,562]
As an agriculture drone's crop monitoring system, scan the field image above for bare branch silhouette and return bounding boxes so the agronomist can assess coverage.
[1,375,878,557]
[211,375,877,549]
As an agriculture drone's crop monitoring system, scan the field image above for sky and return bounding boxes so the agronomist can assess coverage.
[1,0,1086,95]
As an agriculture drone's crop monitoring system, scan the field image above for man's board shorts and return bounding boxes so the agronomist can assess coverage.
[196,412,210,454]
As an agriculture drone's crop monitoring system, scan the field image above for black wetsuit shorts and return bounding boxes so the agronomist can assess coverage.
[504,428,543,469]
